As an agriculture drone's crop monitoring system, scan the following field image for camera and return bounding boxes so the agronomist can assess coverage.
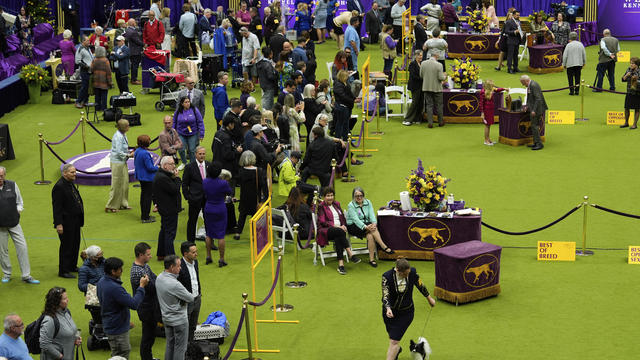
[280,144,291,151]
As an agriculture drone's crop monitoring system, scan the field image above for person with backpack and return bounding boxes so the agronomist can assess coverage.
[0,313,31,359]
[39,287,81,360]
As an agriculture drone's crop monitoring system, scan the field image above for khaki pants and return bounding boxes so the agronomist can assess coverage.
[106,162,129,210]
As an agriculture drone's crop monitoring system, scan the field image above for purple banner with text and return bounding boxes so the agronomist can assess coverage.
[597,0,640,40]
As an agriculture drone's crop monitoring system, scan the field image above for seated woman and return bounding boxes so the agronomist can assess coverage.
[317,186,362,275]
[345,187,394,268]
[282,187,312,240]
[77,245,104,323]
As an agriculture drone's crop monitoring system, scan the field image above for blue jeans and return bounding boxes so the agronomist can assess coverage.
[383,58,394,72]
[262,88,275,110]
[178,134,199,165]
[94,88,108,110]
[76,70,90,105]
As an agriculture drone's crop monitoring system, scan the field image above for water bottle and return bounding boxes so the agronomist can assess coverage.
[447,194,454,211]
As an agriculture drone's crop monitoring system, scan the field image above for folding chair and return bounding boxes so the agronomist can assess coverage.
[508,87,528,104]
[384,85,406,122]
[311,212,374,266]
[518,33,530,62]
[272,207,295,254]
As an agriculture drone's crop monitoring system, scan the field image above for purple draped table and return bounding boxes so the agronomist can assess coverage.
[446,33,500,60]
[427,89,503,124]
[433,240,502,304]
[377,211,482,260]
[498,108,546,146]
[528,43,564,74]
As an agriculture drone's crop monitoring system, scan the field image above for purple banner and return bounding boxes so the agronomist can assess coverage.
[254,208,269,261]
[598,0,640,40]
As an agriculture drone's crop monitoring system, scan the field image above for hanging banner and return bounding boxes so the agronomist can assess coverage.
[597,0,640,40]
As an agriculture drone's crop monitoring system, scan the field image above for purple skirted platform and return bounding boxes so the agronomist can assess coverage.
[61,150,159,186]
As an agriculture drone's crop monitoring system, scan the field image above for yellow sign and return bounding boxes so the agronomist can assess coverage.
[537,241,576,261]
[607,110,634,125]
[628,246,640,264]
[618,51,631,62]
[547,110,575,125]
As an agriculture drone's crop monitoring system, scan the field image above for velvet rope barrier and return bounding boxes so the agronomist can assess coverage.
[590,204,640,220]
[220,307,246,360]
[481,204,582,235]
[44,142,113,174]
[584,84,628,95]
[580,28,640,38]
[47,120,83,145]
[350,100,380,148]
[328,140,351,188]
[541,86,572,93]
[85,120,114,142]
[247,257,282,307]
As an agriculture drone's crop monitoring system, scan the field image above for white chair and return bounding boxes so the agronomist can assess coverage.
[312,211,374,266]
[518,34,530,62]
[326,62,334,87]
[405,85,412,106]
[272,208,296,253]
[508,88,528,104]
[384,86,406,122]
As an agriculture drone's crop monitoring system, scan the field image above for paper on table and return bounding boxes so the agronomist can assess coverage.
[378,209,400,216]
[399,191,412,211]
[454,208,481,216]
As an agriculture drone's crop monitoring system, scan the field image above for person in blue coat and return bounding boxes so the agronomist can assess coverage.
[134,135,159,223]
[294,3,313,33]
[111,35,130,94]
[211,72,230,128]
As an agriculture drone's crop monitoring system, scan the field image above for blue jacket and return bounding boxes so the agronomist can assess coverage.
[291,46,308,69]
[78,258,105,293]
[134,147,159,182]
[96,275,145,335]
[213,27,228,68]
[211,84,230,121]
[111,45,130,75]
[294,10,312,32]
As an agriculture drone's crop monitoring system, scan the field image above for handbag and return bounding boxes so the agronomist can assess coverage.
[75,344,86,360]
[85,283,100,306]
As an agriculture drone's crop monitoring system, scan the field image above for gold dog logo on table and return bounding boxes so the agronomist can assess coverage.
[463,254,499,288]
[407,219,451,250]
[542,49,562,67]
[447,93,478,116]
[518,113,533,136]
[463,36,489,53]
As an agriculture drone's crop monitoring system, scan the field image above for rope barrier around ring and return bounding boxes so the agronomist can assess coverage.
[328,140,351,187]
[221,307,246,360]
[585,84,628,95]
[580,28,640,38]
[591,204,640,219]
[85,120,113,142]
[541,86,572,93]
[247,257,281,307]
[47,120,83,145]
[44,142,113,174]
[481,204,582,236]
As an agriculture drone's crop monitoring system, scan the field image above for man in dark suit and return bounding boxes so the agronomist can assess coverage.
[365,2,383,44]
[124,19,144,84]
[153,156,182,259]
[177,241,201,341]
[52,164,84,278]
[520,75,548,150]
[300,127,338,187]
[178,77,206,119]
[504,10,523,73]
[414,15,428,52]
[269,26,287,60]
[182,147,212,245]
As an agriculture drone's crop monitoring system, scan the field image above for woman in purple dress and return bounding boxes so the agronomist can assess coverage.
[203,163,233,267]
[59,30,76,78]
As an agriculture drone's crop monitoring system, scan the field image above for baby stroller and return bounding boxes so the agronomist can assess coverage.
[228,50,244,88]
[149,67,185,111]
[85,305,110,350]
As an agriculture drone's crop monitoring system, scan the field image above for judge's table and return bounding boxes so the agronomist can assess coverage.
[497,108,546,146]
[426,89,504,124]
[446,33,500,60]
[528,43,564,74]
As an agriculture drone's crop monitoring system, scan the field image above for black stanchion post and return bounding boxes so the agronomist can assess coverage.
[241,293,260,360]
[35,133,51,185]
[286,224,308,288]
[576,196,594,256]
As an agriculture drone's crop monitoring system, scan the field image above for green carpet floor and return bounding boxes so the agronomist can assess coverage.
[1,39,640,359]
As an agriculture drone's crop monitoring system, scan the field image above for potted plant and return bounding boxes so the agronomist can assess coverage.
[406,159,449,211]
[19,64,51,104]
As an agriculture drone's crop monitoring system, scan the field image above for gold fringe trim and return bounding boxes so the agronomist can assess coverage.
[434,284,501,304]
[377,249,434,260]
[498,135,546,146]
[527,66,564,74]
[444,115,500,124]
[448,52,500,60]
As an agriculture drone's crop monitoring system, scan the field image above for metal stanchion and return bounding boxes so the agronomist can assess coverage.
[35,133,51,185]
[286,224,308,288]
[271,248,294,312]
[576,196,594,256]
[241,293,261,360]
[578,24,582,43]
[342,133,356,183]
[330,158,337,185]
[80,112,87,153]
[576,80,589,121]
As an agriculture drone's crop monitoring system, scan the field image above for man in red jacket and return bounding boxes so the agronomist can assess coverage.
[143,10,165,48]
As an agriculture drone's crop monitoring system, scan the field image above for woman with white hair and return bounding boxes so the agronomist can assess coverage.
[89,26,109,51]
[78,245,104,294]
[59,30,76,78]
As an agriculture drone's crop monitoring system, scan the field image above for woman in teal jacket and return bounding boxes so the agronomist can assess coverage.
[345,186,394,267]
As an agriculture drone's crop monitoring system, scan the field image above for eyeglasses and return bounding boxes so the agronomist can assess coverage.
[354,194,364,198]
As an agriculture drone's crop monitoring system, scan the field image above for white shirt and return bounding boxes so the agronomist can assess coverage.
[328,205,341,226]
[183,258,199,297]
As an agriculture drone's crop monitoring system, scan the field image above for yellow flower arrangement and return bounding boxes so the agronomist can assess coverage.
[448,57,480,88]
[19,64,51,87]
[468,10,488,33]
[406,159,449,211]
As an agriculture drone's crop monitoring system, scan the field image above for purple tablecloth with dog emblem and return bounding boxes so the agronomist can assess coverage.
[433,240,502,304]
[429,89,503,124]
[446,33,500,60]
[528,44,564,74]
[497,108,546,146]
[377,212,481,260]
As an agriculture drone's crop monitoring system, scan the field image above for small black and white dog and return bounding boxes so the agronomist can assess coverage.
[409,337,432,360]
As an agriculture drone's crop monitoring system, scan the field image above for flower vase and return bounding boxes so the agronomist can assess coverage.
[27,83,40,104]
[460,82,470,90]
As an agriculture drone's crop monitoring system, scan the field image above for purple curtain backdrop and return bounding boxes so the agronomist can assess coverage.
[597,0,640,40]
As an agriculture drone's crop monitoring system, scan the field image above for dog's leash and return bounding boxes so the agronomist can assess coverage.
[420,306,433,336]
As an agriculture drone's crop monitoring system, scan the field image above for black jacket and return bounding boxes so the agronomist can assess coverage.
[256,58,279,91]
[407,60,422,93]
[182,160,211,203]
[237,166,268,212]
[212,127,239,174]
[381,267,430,311]
[365,9,382,38]
[248,137,276,170]
[223,110,243,144]
[277,114,290,145]
[152,168,182,216]
[414,22,428,51]
[52,177,84,228]
[177,258,201,296]
[123,26,144,56]
[504,18,523,46]
[264,14,279,44]
[334,81,355,109]
[249,16,263,44]
[269,33,287,59]
[300,136,337,175]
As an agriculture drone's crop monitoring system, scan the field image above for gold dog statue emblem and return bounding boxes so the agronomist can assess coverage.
[410,227,447,245]
[544,53,560,64]
[465,260,496,284]
[449,99,476,112]
[465,39,487,50]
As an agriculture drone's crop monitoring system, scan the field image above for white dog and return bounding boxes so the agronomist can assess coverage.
[409,336,432,360]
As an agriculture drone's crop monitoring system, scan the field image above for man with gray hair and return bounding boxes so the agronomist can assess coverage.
[181,147,212,244]
[594,28,620,92]
[0,314,30,359]
[178,77,205,118]
[153,156,182,259]
[0,167,39,284]
[74,35,92,108]
[562,31,586,96]
[520,74,547,150]
[52,164,84,278]
[240,27,262,83]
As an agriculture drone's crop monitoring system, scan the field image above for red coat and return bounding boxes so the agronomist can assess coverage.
[316,201,346,246]
[88,34,109,50]
[478,88,505,125]
[143,20,165,47]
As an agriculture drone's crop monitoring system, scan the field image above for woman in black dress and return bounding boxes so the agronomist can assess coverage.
[234,150,267,240]
[621,57,640,129]
[382,258,436,360]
